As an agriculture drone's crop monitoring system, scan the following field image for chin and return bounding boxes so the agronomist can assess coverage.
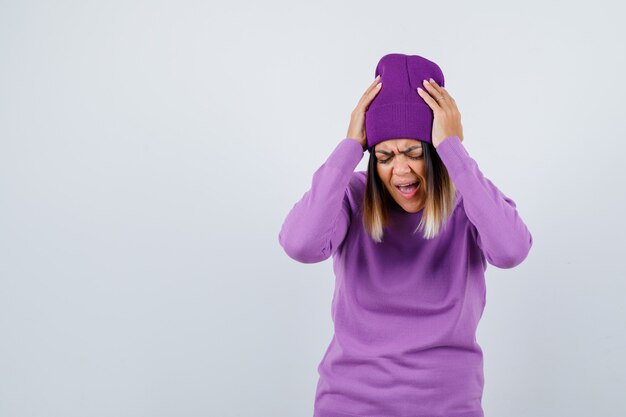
[392,195,424,212]
[401,203,423,213]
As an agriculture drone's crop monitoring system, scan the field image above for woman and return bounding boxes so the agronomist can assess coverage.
[278,53,532,417]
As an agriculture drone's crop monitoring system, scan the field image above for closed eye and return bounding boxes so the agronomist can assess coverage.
[378,155,423,164]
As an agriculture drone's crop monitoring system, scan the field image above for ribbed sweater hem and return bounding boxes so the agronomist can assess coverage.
[314,407,484,417]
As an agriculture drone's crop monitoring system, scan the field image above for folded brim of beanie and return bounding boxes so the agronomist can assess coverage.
[366,101,433,147]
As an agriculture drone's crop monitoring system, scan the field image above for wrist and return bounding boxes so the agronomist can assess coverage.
[435,135,459,149]
[347,137,366,151]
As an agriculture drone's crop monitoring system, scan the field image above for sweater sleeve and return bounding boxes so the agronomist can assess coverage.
[278,138,365,264]
[436,136,533,269]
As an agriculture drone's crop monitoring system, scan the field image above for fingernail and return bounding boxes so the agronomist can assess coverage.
[376,82,382,88]
[417,87,423,92]
[429,78,435,83]
[423,79,429,84]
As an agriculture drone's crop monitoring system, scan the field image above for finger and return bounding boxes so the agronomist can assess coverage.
[364,75,382,96]
[416,86,440,111]
[431,82,459,114]
[359,76,381,104]
[359,78,382,109]
[423,79,451,110]
[437,84,454,102]
[426,78,446,97]
[438,86,460,113]
[446,92,459,113]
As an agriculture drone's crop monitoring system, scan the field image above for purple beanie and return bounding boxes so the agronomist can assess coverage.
[365,53,445,151]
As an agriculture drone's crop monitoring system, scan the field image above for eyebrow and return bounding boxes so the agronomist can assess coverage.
[375,145,422,156]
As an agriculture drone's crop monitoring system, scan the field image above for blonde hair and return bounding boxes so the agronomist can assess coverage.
[362,141,457,242]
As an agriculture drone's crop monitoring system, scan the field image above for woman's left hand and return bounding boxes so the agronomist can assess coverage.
[417,78,464,149]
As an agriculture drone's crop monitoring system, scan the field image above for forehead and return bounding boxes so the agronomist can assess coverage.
[376,138,423,150]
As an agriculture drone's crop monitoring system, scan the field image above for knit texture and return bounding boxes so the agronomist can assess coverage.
[278,136,533,417]
[365,53,445,149]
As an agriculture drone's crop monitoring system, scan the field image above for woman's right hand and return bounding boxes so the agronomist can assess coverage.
[346,75,382,151]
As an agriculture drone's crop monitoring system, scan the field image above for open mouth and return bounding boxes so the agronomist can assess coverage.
[395,181,420,198]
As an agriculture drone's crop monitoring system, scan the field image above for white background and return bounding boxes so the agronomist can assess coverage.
[1,1,625,416]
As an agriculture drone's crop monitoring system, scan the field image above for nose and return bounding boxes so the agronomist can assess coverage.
[392,155,412,174]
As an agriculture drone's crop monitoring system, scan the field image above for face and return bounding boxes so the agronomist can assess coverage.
[375,138,426,213]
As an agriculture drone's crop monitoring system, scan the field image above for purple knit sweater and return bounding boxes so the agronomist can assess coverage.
[278,136,533,417]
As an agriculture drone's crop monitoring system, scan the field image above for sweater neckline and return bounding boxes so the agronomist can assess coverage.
[389,196,424,213]
[388,199,425,222]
